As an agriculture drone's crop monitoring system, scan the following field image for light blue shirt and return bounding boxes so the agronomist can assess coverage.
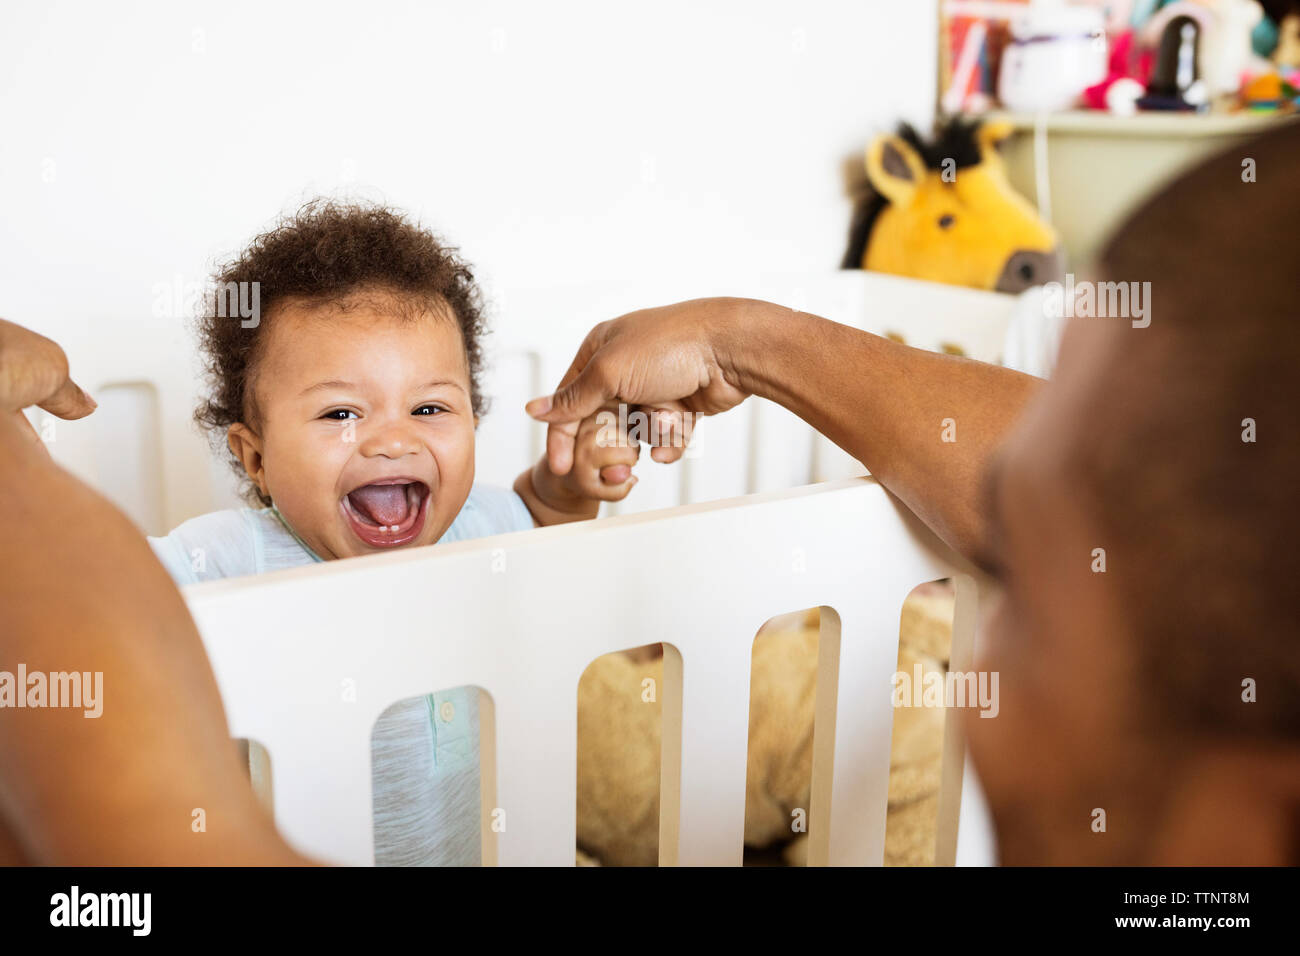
[148,484,536,866]
[149,483,536,585]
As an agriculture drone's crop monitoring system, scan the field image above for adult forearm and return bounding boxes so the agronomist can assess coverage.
[0,416,309,864]
[715,299,1042,559]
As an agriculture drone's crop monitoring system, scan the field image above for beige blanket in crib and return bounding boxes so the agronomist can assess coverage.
[575,587,955,866]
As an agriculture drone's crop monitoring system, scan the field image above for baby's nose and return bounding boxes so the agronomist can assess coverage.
[358,420,422,458]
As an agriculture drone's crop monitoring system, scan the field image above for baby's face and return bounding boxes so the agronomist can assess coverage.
[233,297,476,561]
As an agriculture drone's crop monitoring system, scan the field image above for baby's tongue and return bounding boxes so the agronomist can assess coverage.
[348,484,410,526]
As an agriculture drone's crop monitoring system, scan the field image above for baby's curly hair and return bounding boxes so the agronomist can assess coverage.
[194,199,489,505]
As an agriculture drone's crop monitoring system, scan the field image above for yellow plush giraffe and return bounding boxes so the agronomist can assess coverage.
[844,119,1062,293]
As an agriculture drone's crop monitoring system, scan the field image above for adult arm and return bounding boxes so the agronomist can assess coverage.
[0,319,309,864]
[525,298,1042,559]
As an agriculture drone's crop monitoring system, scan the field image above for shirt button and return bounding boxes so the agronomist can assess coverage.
[439,701,456,723]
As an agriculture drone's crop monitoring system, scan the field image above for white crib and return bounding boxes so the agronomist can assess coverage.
[31,269,1013,865]
[186,477,996,866]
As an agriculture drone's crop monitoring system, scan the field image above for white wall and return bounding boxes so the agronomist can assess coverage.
[1,0,936,312]
[0,0,939,527]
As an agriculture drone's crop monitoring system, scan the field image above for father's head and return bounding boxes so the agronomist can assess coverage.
[967,121,1299,864]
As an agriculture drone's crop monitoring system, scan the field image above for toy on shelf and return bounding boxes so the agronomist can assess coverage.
[1083,28,1156,113]
[941,1,1110,114]
[941,0,1300,113]
[1135,0,1276,108]
[997,2,1111,112]
[1240,69,1300,105]
[1142,10,1211,107]
[1263,0,1300,66]
[1229,2,1300,108]
[842,118,1062,294]
[1276,14,1300,65]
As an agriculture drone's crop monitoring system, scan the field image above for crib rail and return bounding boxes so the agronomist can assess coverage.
[184,477,996,866]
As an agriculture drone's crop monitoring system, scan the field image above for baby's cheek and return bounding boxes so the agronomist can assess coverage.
[428,429,476,515]
[444,426,476,482]
[266,435,350,546]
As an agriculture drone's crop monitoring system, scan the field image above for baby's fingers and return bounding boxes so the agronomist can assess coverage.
[577,442,638,500]
[545,419,583,476]
[599,463,632,486]
[592,468,637,502]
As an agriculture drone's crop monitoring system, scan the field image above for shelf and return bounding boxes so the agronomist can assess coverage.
[977,109,1298,139]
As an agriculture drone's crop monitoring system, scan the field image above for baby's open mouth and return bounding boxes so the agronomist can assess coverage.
[340,478,431,548]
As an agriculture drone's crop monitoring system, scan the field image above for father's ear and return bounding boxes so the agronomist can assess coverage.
[226,423,268,499]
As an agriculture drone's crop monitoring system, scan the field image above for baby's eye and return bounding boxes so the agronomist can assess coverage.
[321,409,358,421]
[412,405,444,417]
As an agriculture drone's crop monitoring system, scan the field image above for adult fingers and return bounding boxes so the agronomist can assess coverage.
[38,377,97,420]
[0,319,96,418]
[525,323,609,421]
[529,355,616,424]
[539,359,624,475]
[640,404,695,463]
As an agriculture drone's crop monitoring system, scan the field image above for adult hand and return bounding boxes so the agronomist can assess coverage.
[525,298,751,475]
[526,294,1041,560]
[0,318,97,443]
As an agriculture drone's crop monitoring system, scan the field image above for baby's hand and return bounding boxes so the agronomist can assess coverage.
[514,406,640,525]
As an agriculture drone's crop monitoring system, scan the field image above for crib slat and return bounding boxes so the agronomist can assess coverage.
[748,398,817,494]
[489,671,582,865]
[664,617,753,866]
[680,404,753,504]
[477,347,542,490]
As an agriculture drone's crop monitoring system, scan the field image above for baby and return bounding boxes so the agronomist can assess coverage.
[148,200,639,865]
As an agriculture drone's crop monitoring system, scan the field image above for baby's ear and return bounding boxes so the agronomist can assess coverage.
[226,423,268,497]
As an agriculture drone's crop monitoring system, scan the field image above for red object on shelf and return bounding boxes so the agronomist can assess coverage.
[1082,29,1155,110]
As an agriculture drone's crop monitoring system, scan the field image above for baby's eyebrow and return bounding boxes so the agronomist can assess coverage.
[414,379,467,394]
[299,379,356,397]
[297,379,468,398]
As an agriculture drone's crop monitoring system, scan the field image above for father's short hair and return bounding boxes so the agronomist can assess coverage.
[1082,120,1298,743]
